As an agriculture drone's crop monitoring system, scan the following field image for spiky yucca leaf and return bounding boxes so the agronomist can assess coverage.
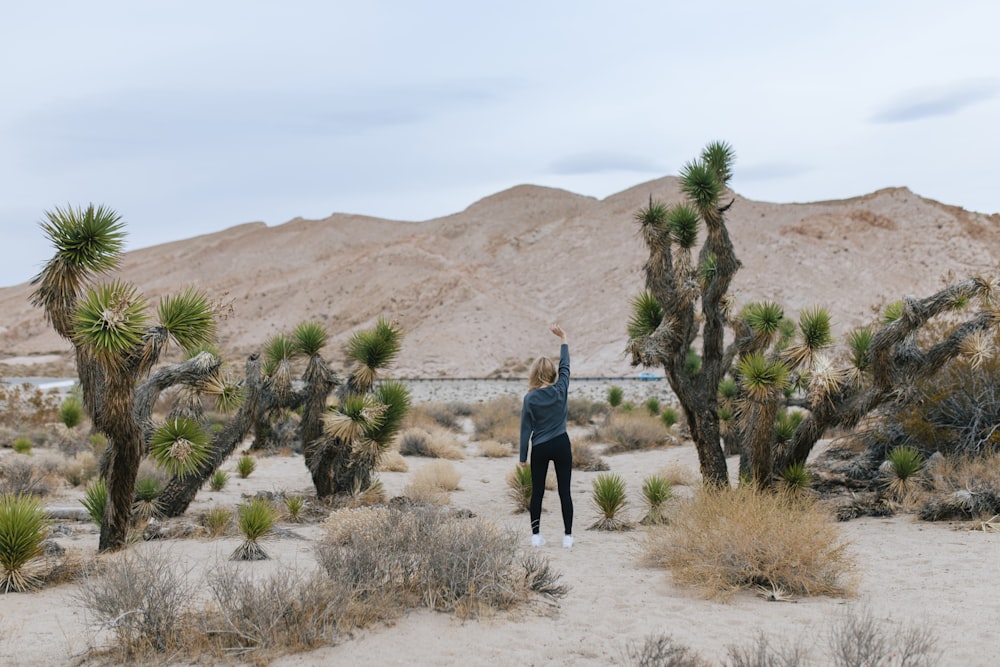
[0,493,51,593]
[590,473,630,531]
[701,140,735,186]
[628,291,664,340]
[347,319,402,390]
[808,354,845,403]
[743,301,784,343]
[507,464,533,513]
[679,160,720,210]
[149,418,210,478]
[882,300,904,324]
[324,394,386,443]
[200,371,245,413]
[667,204,700,249]
[884,446,925,500]
[640,475,672,526]
[781,462,812,492]
[699,252,717,287]
[157,287,216,352]
[799,306,833,351]
[231,497,275,561]
[81,478,107,526]
[718,377,738,401]
[236,455,256,479]
[635,199,670,249]
[960,330,994,370]
[369,380,411,446]
[774,409,803,444]
[263,333,295,376]
[736,353,790,401]
[209,469,229,491]
[73,280,148,359]
[847,327,873,370]
[132,476,162,521]
[293,321,328,357]
[40,204,126,275]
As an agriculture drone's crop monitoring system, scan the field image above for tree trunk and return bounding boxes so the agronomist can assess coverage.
[688,404,728,486]
[97,371,143,552]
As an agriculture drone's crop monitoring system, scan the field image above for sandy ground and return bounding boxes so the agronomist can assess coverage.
[1,384,999,666]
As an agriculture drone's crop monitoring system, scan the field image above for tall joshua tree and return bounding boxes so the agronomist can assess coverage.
[628,144,1000,488]
[31,205,217,551]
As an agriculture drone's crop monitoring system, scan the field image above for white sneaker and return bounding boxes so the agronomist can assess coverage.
[531,534,546,547]
[562,535,574,549]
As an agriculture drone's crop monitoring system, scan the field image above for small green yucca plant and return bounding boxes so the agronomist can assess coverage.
[781,462,812,493]
[11,437,32,455]
[203,506,233,537]
[209,469,229,491]
[132,476,161,522]
[590,473,630,531]
[81,478,107,526]
[660,407,678,429]
[0,493,51,592]
[640,475,673,525]
[236,454,256,479]
[507,464,533,513]
[232,497,275,560]
[283,495,306,522]
[59,395,84,429]
[644,397,661,416]
[884,446,925,500]
[607,386,624,408]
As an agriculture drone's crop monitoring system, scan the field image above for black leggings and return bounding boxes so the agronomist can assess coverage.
[529,432,573,535]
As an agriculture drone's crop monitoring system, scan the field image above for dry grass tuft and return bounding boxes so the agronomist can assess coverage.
[658,463,699,487]
[470,396,520,443]
[572,440,609,471]
[644,485,855,600]
[377,450,409,472]
[478,439,513,458]
[397,427,465,459]
[403,461,461,506]
[594,412,677,454]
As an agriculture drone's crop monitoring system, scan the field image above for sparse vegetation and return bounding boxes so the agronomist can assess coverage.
[283,495,306,522]
[607,385,624,408]
[81,478,108,527]
[132,476,162,522]
[596,412,673,454]
[781,461,812,493]
[202,506,233,537]
[0,493,51,592]
[470,396,520,443]
[12,437,32,455]
[397,427,464,459]
[590,473,630,531]
[404,460,461,505]
[235,454,256,479]
[209,469,229,491]
[640,475,672,525]
[478,439,513,458]
[884,446,926,500]
[232,497,275,560]
[644,485,854,599]
[571,440,609,472]
[507,464,533,513]
[59,395,84,429]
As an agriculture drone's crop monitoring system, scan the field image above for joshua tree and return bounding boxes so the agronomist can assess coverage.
[31,205,218,551]
[627,144,1000,488]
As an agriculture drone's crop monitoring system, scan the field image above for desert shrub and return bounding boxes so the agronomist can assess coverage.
[644,485,855,599]
[781,461,812,493]
[572,440,609,472]
[0,457,55,497]
[883,446,925,500]
[590,473,630,531]
[404,461,461,505]
[506,464,532,513]
[470,395,520,443]
[209,469,229,491]
[918,451,1000,520]
[283,495,306,522]
[0,385,61,430]
[624,633,708,667]
[596,412,673,453]
[640,475,672,526]
[76,547,195,656]
[397,427,464,459]
[232,497,275,560]
[11,437,32,455]
[235,454,256,479]
[203,566,344,657]
[827,606,941,667]
[81,478,107,526]
[62,451,98,487]
[660,407,679,429]
[316,505,566,619]
[202,506,233,537]
[659,463,699,487]
[59,396,84,429]
[644,397,661,416]
[0,493,51,592]
[567,396,607,425]
[725,631,809,667]
[406,402,466,430]
[377,450,409,472]
[478,439,513,458]
[607,385,624,408]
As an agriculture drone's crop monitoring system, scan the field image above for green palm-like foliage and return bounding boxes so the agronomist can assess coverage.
[679,160,721,211]
[799,306,833,350]
[607,386,624,408]
[283,495,306,522]
[324,393,385,443]
[292,321,329,357]
[640,474,672,526]
[736,353,790,401]
[781,462,812,492]
[744,301,784,343]
[157,287,216,352]
[209,470,229,491]
[774,409,803,445]
[628,291,664,340]
[507,464,533,513]
[590,473,630,531]
[263,333,296,376]
[231,497,275,561]
[73,279,148,360]
[667,204,700,249]
[81,478,107,526]
[701,140,735,186]
[369,380,411,446]
[200,371,245,413]
[149,418,210,478]
[882,300,904,324]
[847,327,873,371]
[347,318,402,391]
[133,476,162,521]
[0,493,51,592]
[884,446,925,500]
[40,204,125,273]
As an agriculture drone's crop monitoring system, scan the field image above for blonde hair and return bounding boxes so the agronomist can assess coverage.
[528,356,557,391]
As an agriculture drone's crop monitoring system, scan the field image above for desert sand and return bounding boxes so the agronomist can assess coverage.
[1,379,998,666]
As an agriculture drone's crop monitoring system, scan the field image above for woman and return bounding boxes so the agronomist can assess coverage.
[519,324,574,548]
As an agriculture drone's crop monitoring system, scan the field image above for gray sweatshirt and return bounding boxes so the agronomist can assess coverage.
[519,343,570,462]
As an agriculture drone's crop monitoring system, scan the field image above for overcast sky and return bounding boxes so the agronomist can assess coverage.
[3,1,998,287]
